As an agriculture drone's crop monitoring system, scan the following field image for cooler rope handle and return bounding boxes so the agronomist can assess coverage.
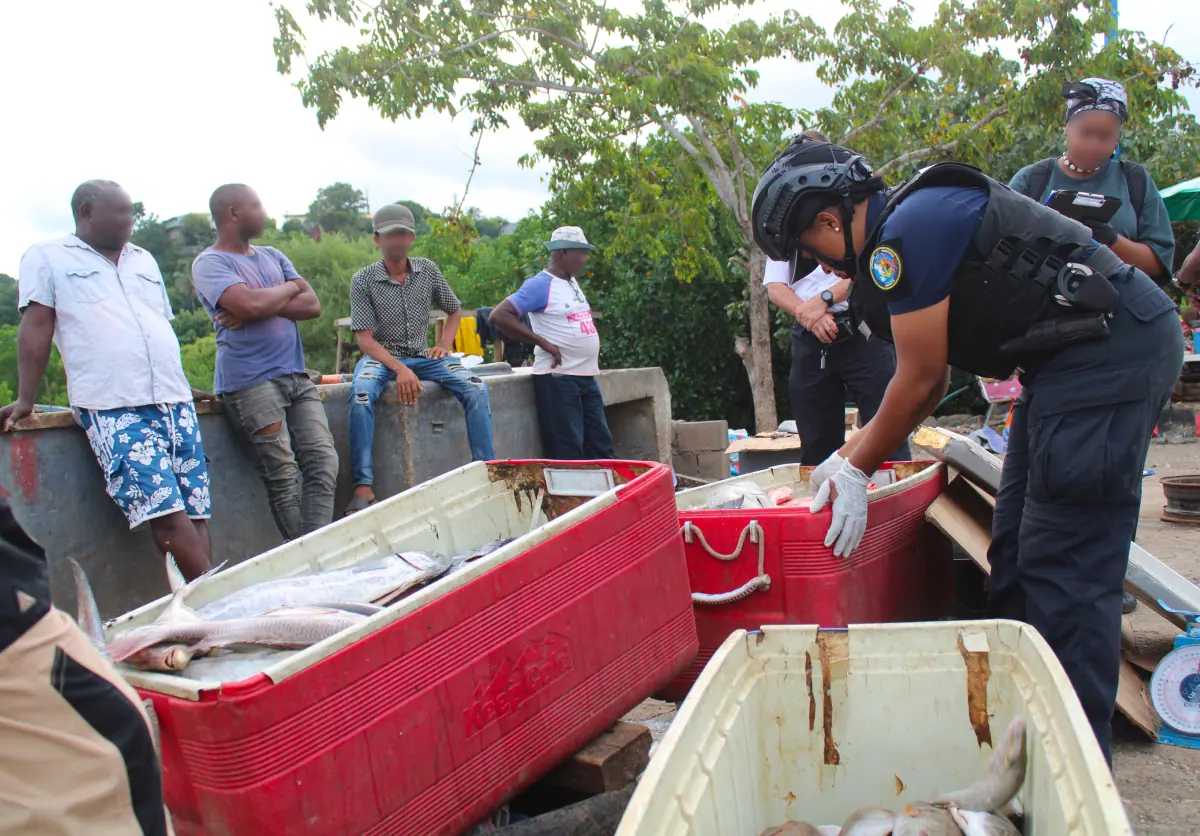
[681,520,771,605]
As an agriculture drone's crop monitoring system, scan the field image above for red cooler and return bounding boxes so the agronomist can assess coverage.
[661,461,950,701]
[111,461,697,835]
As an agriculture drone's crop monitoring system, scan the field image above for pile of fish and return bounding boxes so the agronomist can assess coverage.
[72,538,510,682]
[761,717,1028,835]
[706,480,882,511]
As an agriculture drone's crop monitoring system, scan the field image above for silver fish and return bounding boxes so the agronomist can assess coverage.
[934,717,1027,813]
[840,808,896,836]
[107,566,364,662]
[125,643,194,672]
[70,558,107,656]
[194,551,452,620]
[448,538,512,573]
[818,828,842,836]
[178,649,301,682]
[762,823,823,836]
[307,601,385,617]
[892,804,961,836]
[949,809,1020,836]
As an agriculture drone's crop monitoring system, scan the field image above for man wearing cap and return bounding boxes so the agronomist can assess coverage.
[344,203,495,514]
[489,227,614,460]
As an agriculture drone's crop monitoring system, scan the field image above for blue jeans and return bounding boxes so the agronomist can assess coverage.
[532,373,614,460]
[349,356,495,486]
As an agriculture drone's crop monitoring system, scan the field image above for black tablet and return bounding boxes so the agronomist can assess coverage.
[1044,189,1122,223]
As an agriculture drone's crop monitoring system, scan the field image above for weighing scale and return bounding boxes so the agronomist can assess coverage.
[1150,601,1200,750]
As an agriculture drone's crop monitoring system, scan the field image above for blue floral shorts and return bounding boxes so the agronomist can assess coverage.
[77,402,212,529]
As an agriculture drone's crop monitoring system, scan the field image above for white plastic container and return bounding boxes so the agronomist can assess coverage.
[619,621,1132,836]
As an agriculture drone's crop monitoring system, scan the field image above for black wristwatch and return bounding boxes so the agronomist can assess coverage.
[820,290,835,308]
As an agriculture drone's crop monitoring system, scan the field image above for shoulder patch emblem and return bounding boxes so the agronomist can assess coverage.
[870,246,902,291]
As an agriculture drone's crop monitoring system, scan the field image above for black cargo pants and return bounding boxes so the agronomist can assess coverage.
[789,326,912,466]
[987,248,1182,764]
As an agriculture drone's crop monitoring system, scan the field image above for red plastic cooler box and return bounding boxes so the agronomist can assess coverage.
[660,461,951,701]
[110,461,697,835]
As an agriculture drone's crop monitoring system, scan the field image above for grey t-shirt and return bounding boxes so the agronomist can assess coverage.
[1009,159,1175,274]
[191,246,307,394]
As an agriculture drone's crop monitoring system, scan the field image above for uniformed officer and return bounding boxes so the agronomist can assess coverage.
[751,138,1182,763]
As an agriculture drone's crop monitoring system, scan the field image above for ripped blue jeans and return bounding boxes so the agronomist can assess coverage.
[348,356,495,486]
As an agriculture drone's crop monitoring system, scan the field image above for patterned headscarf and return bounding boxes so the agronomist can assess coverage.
[1064,78,1129,124]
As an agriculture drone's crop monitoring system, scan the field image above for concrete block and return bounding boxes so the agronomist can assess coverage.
[672,420,729,453]
[1,366,674,618]
[696,450,730,480]
[672,452,699,477]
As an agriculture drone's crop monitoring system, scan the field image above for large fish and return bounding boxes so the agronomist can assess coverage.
[193,551,452,620]
[106,564,365,663]
[948,809,1020,836]
[892,804,961,836]
[840,808,897,836]
[179,649,301,682]
[933,717,1027,813]
[70,558,107,655]
[762,823,823,836]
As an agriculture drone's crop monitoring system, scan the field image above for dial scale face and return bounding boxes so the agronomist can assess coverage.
[1151,644,1200,736]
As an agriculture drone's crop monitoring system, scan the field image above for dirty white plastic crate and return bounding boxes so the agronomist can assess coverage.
[619,621,1131,836]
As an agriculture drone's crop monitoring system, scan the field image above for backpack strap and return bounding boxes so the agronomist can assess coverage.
[1020,157,1058,202]
[1120,160,1147,218]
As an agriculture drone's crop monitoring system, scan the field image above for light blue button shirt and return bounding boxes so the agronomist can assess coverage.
[18,235,193,409]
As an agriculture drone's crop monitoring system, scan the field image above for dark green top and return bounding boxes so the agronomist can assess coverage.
[1009,159,1175,274]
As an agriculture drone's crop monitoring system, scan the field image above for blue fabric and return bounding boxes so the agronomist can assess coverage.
[986,251,1181,764]
[532,374,614,460]
[876,186,989,316]
[508,271,554,315]
[77,402,211,528]
[348,357,494,485]
[191,246,307,394]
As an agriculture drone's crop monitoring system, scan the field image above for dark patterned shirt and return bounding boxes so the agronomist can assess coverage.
[349,258,461,359]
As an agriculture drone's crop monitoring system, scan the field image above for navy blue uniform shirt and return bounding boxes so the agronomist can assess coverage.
[865,186,990,316]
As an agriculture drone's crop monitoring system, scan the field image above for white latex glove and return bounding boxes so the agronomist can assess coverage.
[807,450,844,495]
[809,459,870,557]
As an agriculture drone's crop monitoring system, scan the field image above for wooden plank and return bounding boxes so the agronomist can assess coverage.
[925,486,1159,739]
[1121,617,1166,675]
[1117,657,1159,737]
[925,489,993,574]
[543,721,651,795]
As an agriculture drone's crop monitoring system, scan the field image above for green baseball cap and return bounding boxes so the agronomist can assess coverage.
[373,203,416,235]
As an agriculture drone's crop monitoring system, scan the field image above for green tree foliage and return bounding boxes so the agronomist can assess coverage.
[308,182,369,234]
[0,275,19,327]
[813,0,1199,185]
[179,335,218,392]
[0,325,68,406]
[394,200,436,236]
[273,0,824,431]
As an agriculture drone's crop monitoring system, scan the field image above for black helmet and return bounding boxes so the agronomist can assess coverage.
[751,140,878,279]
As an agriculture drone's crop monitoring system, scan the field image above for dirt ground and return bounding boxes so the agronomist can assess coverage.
[1113,438,1200,835]
[624,435,1200,834]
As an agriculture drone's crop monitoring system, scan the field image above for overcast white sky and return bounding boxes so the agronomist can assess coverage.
[0,0,1196,276]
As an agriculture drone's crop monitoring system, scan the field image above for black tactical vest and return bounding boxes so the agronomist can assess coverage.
[849,163,1095,379]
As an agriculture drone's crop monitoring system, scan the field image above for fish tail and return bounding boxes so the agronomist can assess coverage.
[69,558,108,657]
[165,553,186,593]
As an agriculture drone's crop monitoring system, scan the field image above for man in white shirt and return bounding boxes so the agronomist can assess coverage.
[765,257,910,465]
[489,226,614,460]
[0,180,214,581]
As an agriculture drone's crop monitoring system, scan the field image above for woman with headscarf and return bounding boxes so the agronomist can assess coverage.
[1009,78,1175,284]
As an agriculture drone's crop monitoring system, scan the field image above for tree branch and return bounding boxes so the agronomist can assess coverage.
[465,76,605,96]
[453,128,486,219]
[841,64,927,145]
[685,115,739,211]
[875,104,1009,175]
[723,124,750,226]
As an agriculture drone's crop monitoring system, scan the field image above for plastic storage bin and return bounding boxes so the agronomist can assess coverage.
[620,622,1131,835]
[111,460,697,836]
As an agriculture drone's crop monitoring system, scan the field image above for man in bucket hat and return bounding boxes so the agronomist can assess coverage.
[490,226,614,460]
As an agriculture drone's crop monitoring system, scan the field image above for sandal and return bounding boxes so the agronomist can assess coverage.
[343,496,376,517]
